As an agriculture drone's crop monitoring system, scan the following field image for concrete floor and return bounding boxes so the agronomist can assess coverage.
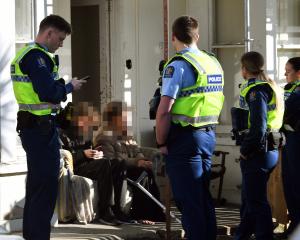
[2,206,240,240]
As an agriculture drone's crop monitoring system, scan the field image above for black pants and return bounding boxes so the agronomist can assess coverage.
[20,124,60,240]
[74,158,127,217]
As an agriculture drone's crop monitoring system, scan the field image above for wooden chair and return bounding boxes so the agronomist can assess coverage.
[211,150,229,206]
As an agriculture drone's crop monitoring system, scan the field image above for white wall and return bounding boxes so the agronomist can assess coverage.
[187,0,210,50]
[0,0,18,165]
[0,0,27,232]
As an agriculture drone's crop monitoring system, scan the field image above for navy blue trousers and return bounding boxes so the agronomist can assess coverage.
[166,125,216,240]
[234,150,278,240]
[282,132,300,234]
[20,122,60,240]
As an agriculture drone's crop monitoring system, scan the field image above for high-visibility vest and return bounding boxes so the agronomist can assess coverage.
[11,43,60,115]
[239,79,283,131]
[284,80,300,100]
[167,50,224,127]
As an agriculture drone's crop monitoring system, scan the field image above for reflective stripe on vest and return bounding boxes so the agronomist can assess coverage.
[171,114,219,125]
[166,50,224,127]
[19,103,61,111]
[284,80,300,100]
[183,53,207,73]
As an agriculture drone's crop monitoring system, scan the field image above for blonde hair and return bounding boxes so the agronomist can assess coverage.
[241,51,284,111]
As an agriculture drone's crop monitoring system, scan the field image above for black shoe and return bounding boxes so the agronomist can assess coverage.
[115,212,139,225]
[97,217,121,226]
[97,207,121,226]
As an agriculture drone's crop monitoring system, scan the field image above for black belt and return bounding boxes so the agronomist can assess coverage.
[172,123,215,132]
[17,111,56,131]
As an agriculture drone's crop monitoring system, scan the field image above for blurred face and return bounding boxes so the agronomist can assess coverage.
[71,105,100,142]
[46,28,67,53]
[102,103,133,138]
[285,62,300,84]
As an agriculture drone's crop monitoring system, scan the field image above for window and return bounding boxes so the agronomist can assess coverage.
[15,0,34,44]
[15,0,53,51]
[46,0,53,15]
[277,0,300,85]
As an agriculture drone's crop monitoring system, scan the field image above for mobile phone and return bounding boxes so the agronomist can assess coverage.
[81,75,91,80]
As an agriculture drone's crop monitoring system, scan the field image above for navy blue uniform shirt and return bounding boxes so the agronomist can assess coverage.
[284,86,300,127]
[19,43,73,104]
[240,82,273,156]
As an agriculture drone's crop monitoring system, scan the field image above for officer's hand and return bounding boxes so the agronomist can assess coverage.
[71,77,87,91]
[159,146,168,155]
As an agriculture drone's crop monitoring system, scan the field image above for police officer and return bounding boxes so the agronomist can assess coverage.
[11,15,85,240]
[279,57,300,239]
[234,52,284,240]
[156,16,224,240]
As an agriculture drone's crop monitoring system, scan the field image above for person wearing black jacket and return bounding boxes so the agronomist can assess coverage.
[278,57,300,239]
[59,102,127,226]
[234,52,284,240]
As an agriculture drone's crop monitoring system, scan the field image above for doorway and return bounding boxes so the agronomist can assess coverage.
[71,5,100,108]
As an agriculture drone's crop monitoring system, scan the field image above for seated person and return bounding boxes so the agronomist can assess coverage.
[94,101,165,223]
[59,102,127,225]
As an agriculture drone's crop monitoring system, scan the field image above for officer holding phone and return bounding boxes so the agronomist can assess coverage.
[11,15,85,240]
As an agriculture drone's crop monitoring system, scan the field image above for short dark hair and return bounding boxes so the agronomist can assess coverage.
[172,16,198,44]
[39,14,72,34]
[287,57,300,72]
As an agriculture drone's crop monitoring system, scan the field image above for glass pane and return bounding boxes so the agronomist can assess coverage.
[124,79,132,89]
[277,49,300,85]
[15,0,33,42]
[124,91,132,107]
[277,0,300,86]
[47,6,53,15]
[278,0,300,46]
[47,0,53,4]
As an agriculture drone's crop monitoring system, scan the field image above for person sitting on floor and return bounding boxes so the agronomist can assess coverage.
[59,101,128,225]
[94,101,165,224]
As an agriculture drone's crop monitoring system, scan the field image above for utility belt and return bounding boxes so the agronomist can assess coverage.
[232,130,282,154]
[266,131,283,151]
[17,111,56,132]
[171,123,215,132]
[231,107,249,145]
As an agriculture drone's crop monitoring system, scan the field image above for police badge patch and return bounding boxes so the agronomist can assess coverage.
[249,91,256,102]
[207,74,222,84]
[163,66,175,78]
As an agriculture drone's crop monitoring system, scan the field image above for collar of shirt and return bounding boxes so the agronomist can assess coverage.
[33,42,49,52]
[177,46,200,55]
